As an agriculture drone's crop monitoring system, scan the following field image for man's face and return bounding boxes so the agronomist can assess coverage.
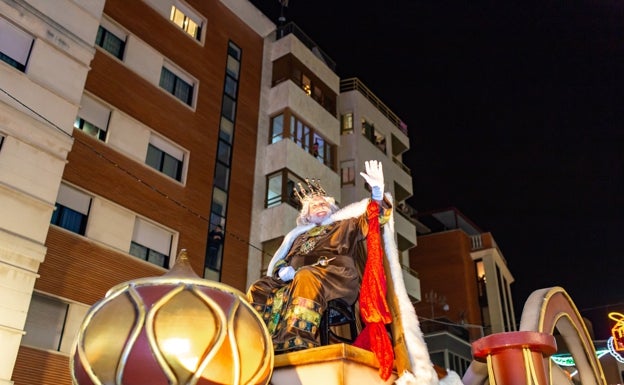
[308,197,331,224]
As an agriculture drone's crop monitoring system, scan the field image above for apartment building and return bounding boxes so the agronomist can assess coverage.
[409,207,516,376]
[1,0,422,383]
[337,78,420,300]
[0,1,104,383]
[247,22,342,284]
[2,1,273,384]
[246,24,420,303]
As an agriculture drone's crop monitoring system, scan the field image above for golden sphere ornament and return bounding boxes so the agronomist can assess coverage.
[70,250,273,385]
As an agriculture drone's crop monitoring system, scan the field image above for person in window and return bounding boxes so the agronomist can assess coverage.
[206,225,224,270]
[246,160,391,352]
[312,141,319,157]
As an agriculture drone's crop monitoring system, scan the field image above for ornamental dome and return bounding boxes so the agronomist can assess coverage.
[71,250,273,385]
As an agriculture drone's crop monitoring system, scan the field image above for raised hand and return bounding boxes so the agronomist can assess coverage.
[360,160,384,200]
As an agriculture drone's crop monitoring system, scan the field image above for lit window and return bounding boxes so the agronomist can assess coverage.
[74,94,110,141]
[302,74,312,96]
[341,113,353,134]
[95,18,126,59]
[159,65,194,106]
[0,17,33,72]
[145,135,185,182]
[130,218,173,268]
[51,183,91,235]
[169,2,204,41]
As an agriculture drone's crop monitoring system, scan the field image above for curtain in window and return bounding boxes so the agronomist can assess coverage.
[174,80,192,104]
[58,207,86,234]
[160,67,175,92]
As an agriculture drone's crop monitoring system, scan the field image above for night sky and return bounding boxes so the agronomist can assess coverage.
[250,0,623,338]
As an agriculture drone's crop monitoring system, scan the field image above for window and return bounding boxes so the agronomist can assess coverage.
[159,65,194,106]
[269,111,335,169]
[341,112,353,134]
[206,187,227,271]
[290,116,310,151]
[0,17,33,72]
[341,160,356,186]
[271,54,337,116]
[270,114,284,144]
[145,135,184,182]
[130,218,173,268]
[205,41,241,278]
[266,170,304,209]
[21,292,90,354]
[74,94,110,141]
[169,1,204,41]
[22,293,67,351]
[95,18,126,59]
[312,133,332,166]
[361,119,374,141]
[51,184,91,235]
[301,74,312,96]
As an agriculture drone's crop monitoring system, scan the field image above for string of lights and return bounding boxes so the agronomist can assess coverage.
[0,86,271,259]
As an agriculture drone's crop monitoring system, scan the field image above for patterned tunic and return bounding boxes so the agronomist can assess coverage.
[247,202,390,352]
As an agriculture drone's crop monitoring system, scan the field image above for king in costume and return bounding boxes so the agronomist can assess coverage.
[246,160,390,352]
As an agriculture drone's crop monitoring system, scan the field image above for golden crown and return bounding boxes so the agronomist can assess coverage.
[293,178,326,202]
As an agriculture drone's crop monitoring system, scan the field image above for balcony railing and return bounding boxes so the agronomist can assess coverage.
[340,77,408,135]
[392,155,411,174]
[276,22,336,71]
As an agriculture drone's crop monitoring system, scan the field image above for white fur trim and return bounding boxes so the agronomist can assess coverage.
[266,198,371,275]
[382,194,439,385]
[266,195,439,385]
[438,371,464,385]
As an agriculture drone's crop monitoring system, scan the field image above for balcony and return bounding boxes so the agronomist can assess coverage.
[340,78,408,136]
[276,22,336,71]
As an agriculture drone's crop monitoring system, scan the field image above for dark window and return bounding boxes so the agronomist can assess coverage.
[160,67,193,105]
[221,95,236,121]
[51,203,87,235]
[224,76,237,98]
[214,162,229,191]
[129,241,169,267]
[74,118,107,141]
[217,140,231,166]
[146,143,183,181]
[95,26,125,59]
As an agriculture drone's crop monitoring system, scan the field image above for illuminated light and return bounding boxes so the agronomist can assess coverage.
[551,354,576,367]
[551,349,610,367]
[608,312,624,352]
[607,337,624,363]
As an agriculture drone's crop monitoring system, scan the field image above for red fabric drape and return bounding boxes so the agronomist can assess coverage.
[353,200,394,380]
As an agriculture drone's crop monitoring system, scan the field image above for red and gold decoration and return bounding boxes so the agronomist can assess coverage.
[608,311,624,362]
[472,331,557,385]
[353,200,394,380]
[70,250,273,385]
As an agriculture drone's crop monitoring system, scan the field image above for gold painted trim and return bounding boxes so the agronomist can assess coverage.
[189,285,231,385]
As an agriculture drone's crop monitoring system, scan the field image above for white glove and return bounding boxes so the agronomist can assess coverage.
[360,160,384,201]
[278,266,296,282]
